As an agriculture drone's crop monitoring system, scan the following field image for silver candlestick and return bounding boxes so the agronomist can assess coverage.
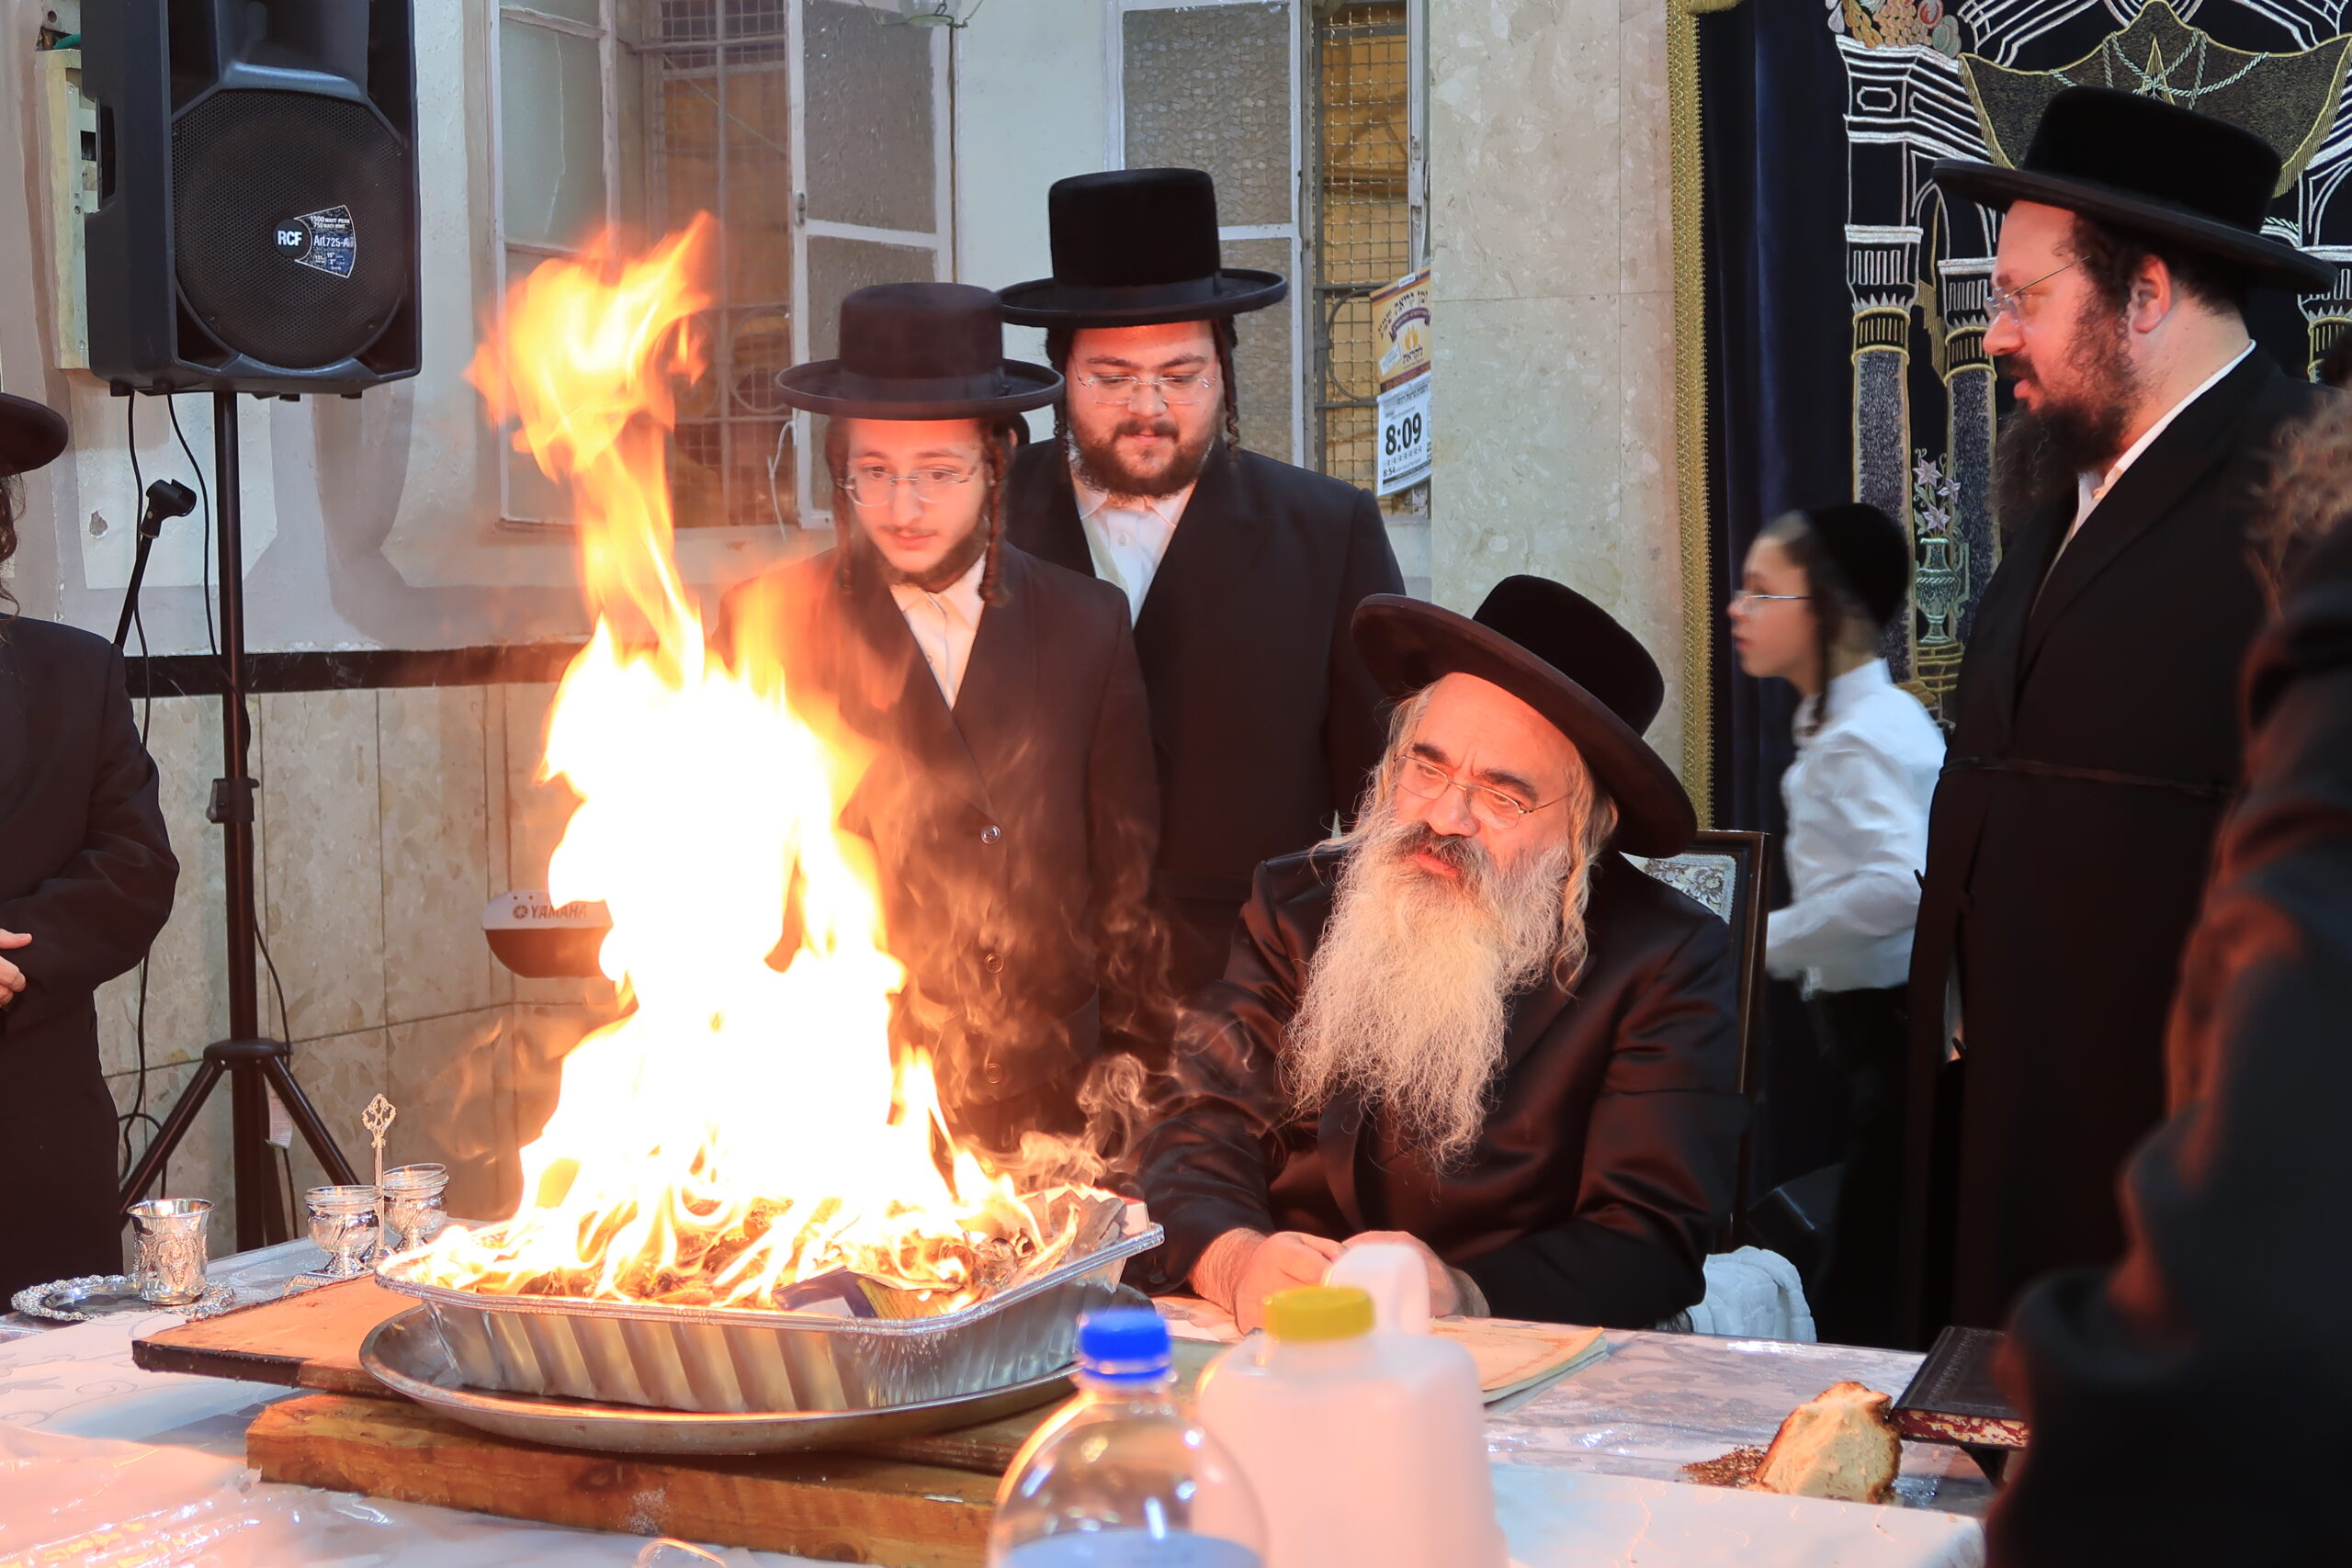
[361,1095,397,1262]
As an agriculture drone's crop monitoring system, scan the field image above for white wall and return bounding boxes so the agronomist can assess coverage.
[950,0,1114,430]
[0,0,806,652]
[1427,0,1687,775]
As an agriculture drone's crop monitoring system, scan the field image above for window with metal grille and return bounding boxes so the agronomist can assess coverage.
[648,0,799,531]
[1305,0,1419,493]
[491,0,949,535]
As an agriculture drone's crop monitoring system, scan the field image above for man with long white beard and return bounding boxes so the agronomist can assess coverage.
[1130,578,1747,1330]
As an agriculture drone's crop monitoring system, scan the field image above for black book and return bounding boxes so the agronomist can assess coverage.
[1893,1325,2030,1450]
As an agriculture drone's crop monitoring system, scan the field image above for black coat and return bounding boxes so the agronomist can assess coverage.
[1983,498,2352,1568]
[0,617,176,1296]
[1130,848,1747,1328]
[1902,355,2325,1336]
[1005,440,1404,994]
[720,546,1159,1156]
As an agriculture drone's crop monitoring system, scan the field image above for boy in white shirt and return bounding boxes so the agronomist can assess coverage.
[1730,502,1943,1346]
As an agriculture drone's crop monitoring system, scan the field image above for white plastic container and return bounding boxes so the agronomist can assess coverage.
[1323,1243,1430,1334]
[1194,1285,1506,1568]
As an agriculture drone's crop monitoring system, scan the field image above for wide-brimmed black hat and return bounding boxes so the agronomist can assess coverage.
[1789,503,1911,628]
[1934,86,2332,294]
[997,168,1288,328]
[775,282,1061,419]
[0,394,68,477]
[1353,577,1695,857]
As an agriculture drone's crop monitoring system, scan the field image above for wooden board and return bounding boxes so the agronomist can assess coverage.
[852,1340,1217,1474]
[249,1393,997,1567]
[131,1278,413,1394]
[141,1285,1216,1477]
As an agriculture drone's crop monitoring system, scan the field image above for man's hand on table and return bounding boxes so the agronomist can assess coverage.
[1194,1228,1345,1333]
[1341,1230,1486,1317]
[0,929,27,1007]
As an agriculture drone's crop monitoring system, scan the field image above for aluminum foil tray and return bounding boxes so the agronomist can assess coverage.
[373,1220,1162,1415]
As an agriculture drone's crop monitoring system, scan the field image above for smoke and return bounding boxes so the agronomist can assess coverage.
[985,1049,1159,1191]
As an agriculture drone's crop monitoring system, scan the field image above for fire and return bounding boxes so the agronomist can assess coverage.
[411,219,1108,1314]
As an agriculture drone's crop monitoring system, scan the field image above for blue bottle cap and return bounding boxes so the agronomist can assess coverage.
[1077,1307,1172,1380]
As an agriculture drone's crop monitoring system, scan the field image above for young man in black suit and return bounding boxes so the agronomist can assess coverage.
[1904,88,2335,1338]
[998,169,1406,998]
[0,394,178,1295]
[724,284,1160,1165]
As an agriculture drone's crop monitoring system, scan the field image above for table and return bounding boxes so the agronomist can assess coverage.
[0,1240,1987,1566]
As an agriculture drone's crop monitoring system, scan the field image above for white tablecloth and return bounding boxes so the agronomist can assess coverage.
[1488,1330,1995,1517]
[0,1244,1984,1567]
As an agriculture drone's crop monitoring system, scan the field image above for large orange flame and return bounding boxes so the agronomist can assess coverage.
[413,219,1091,1313]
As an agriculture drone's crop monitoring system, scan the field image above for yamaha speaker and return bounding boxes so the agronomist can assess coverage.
[83,0,421,396]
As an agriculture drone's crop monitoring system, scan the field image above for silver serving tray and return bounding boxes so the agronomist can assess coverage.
[10,1274,237,1324]
[362,1303,1080,1454]
[374,1219,1162,1414]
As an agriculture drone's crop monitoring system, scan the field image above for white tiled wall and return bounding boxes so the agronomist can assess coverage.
[101,682,619,1259]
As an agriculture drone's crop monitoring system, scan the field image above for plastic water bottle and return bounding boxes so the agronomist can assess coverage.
[989,1307,1267,1567]
[1195,1285,1505,1568]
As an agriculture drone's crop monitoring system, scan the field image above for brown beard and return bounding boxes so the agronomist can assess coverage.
[1067,413,1216,500]
[1994,293,2141,537]
[846,513,989,593]
[1991,410,2078,547]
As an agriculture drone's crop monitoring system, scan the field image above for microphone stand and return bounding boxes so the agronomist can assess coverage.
[110,479,196,651]
[118,390,358,1247]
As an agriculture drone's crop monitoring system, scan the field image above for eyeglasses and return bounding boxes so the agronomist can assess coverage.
[1986,260,2078,326]
[1728,590,1812,609]
[841,464,979,508]
[1073,371,1218,406]
[1392,754,1566,831]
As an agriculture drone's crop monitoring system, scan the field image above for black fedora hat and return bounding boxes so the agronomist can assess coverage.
[775,282,1062,419]
[0,393,68,477]
[1934,86,2332,294]
[1353,577,1696,857]
[997,168,1289,328]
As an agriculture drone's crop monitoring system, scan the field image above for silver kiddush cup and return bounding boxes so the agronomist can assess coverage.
[128,1197,213,1305]
[306,1185,382,1279]
[379,1163,450,1256]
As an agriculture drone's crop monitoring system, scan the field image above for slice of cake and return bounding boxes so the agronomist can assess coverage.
[1747,1381,1901,1504]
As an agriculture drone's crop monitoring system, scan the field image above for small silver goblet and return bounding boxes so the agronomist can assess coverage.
[378,1163,450,1256]
[128,1197,212,1305]
[305,1185,381,1279]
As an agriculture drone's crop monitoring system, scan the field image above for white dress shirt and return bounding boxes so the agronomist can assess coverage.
[1766,660,1946,995]
[2069,342,2254,542]
[1073,468,1194,622]
[888,554,987,707]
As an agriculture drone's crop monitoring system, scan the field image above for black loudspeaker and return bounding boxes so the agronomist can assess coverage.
[83,0,421,396]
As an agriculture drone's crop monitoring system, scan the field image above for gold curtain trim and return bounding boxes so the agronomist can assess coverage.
[1667,0,1739,826]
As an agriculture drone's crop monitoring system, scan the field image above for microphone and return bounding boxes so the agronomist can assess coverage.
[111,479,200,650]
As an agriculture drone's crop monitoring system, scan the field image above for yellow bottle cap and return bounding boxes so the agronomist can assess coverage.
[1264,1285,1374,1342]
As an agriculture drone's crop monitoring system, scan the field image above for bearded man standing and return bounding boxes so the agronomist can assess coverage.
[1904,88,2335,1337]
[1130,579,1746,1330]
[999,169,1405,996]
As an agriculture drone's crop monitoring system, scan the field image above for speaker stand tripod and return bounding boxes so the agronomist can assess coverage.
[117,389,358,1248]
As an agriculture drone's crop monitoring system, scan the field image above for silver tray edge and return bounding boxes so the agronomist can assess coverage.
[360,1304,1080,1455]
